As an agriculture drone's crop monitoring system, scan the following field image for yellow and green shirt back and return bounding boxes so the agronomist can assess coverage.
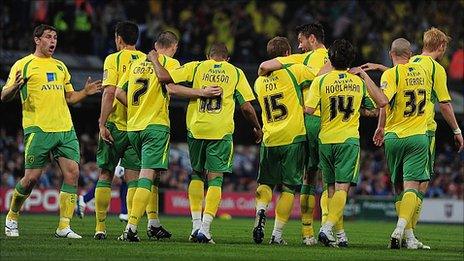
[103,49,145,131]
[409,55,451,132]
[381,63,430,138]
[254,64,314,147]
[306,70,375,144]
[276,47,329,117]
[118,54,180,132]
[169,60,255,140]
[4,54,74,134]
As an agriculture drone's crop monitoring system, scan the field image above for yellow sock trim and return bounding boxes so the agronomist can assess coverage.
[127,187,137,216]
[399,191,418,225]
[256,184,272,206]
[7,189,29,221]
[128,187,151,226]
[301,194,315,237]
[204,186,221,217]
[275,192,295,223]
[188,180,204,213]
[95,187,111,232]
[58,191,76,230]
[327,190,347,225]
[320,190,329,224]
[146,185,159,220]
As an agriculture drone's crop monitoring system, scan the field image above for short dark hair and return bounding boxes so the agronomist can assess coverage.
[329,39,356,70]
[156,31,178,48]
[115,21,139,45]
[267,37,291,58]
[295,23,325,43]
[208,42,228,59]
[33,24,57,39]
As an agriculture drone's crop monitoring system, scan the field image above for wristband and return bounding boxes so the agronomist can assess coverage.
[453,128,462,135]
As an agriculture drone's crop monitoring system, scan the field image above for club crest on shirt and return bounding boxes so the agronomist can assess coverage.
[56,65,63,71]
[381,81,388,89]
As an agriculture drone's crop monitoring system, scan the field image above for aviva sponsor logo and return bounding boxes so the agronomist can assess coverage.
[46,72,57,82]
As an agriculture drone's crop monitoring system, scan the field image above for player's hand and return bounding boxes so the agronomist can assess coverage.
[99,125,114,145]
[147,50,159,63]
[253,127,263,144]
[361,108,379,117]
[360,63,387,72]
[373,127,384,147]
[12,70,24,89]
[84,77,102,95]
[201,86,222,97]
[454,133,464,153]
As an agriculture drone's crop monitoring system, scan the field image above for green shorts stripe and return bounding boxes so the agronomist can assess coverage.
[427,130,435,176]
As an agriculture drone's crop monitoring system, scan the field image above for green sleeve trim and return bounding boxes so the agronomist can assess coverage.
[20,58,34,102]
[162,55,167,67]
[127,180,138,188]
[137,178,153,190]
[233,67,247,105]
[61,183,77,194]
[303,51,314,66]
[284,66,303,105]
[394,65,399,87]
[318,74,329,92]
[122,81,128,92]
[96,180,112,188]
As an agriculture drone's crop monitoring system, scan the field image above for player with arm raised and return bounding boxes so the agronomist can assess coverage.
[305,39,387,247]
[2,24,101,238]
[252,37,315,245]
[151,42,262,244]
[117,45,222,242]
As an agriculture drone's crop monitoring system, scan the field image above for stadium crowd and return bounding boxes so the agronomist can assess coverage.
[1,128,462,199]
[1,0,463,79]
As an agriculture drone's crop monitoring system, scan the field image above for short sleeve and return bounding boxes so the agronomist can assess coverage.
[234,69,255,105]
[380,69,396,102]
[307,51,328,75]
[102,54,118,87]
[3,61,21,90]
[304,78,320,109]
[293,64,315,89]
[169,61,200,84]
[276,54,305,66]
[361,81,376,109]
[434,65,451,102]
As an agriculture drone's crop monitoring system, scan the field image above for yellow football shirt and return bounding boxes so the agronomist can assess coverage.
[4,54,74,134]
[254,64,314,147]
[119,54,175,131]
[305,70,375,144]
[410,55,451,132]
[103,49,145,131]
[381,63,429,138]
[276,47,328,116]
[169,60,255,140]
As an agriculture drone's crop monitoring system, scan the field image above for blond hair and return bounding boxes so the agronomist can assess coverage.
[423,27,451,52]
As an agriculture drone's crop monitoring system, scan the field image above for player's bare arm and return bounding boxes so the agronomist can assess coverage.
[1,71,24,102]
[166,83,222,99]
[360,62,389,72]
[349,67,388,107]
[65,76,102,104]
[257,59,282,76]
[239,102,263,143]
[115,88,127,107]
[148,50,173,83]
[373,107,386,147]
[438,101,464,152]
[98,85,117,145]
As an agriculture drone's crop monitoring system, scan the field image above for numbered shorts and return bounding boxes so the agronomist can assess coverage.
[427,130,436,176]
[128,125,170,170]
[384,133,430,184]
[187,133,234,173]
[319,139,360,185]
[96,122,140,173]
[257,142,305,186]
[24,129,80,169]
[304,114,321,172]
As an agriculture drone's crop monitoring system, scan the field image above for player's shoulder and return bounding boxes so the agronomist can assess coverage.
[13,54,36,68]
[104,51,121,61]
[313,47,328,57]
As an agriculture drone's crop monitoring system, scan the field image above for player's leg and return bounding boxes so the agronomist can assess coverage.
[186,135,206,241]
[76,181,96,218]
[119,146,141,223]
[146,174,172,240]
[270,142,305,245]
[253,145,276,244]
[197,138,234,244]
[119,178,128,221]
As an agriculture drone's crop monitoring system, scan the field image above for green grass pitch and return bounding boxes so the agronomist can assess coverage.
[1,214,463,260]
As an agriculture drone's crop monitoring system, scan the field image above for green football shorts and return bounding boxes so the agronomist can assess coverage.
[257,142,305,186]
[128,124,170,170]
[384,133,430,184]
[427,130,436,176]
[24,128,80,169]
[319,138,360,185]
[96,122,140,173]
[304,114,321,172]
[187,132,234,173]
